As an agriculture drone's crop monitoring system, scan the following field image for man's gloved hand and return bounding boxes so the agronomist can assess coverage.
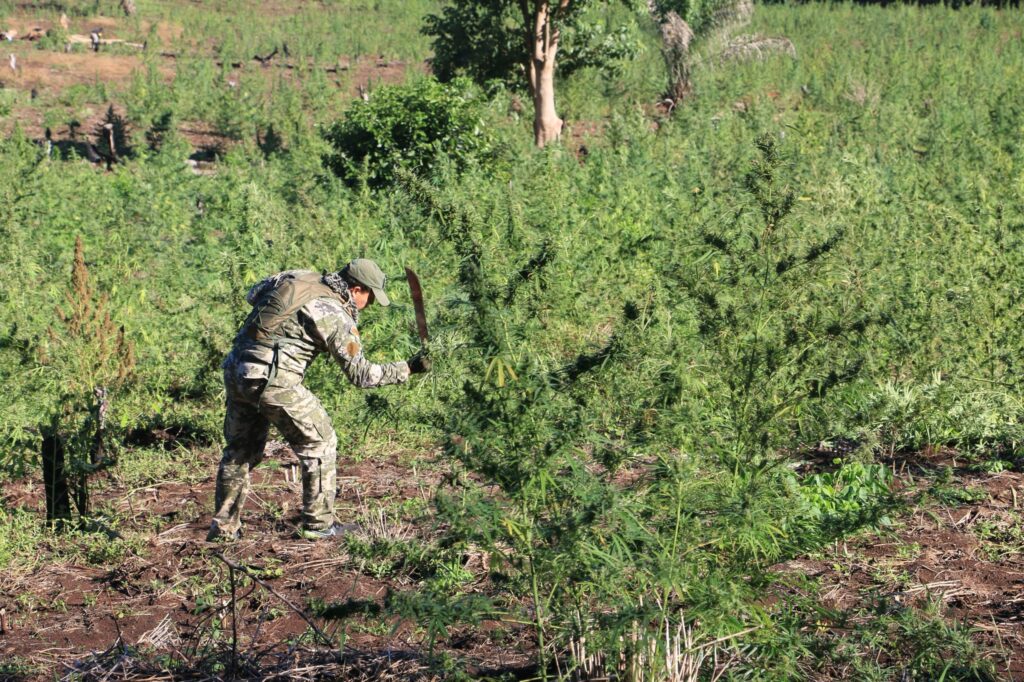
[407,351,431,375]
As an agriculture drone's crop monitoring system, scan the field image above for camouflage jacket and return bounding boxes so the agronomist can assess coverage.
[226,270,410,388]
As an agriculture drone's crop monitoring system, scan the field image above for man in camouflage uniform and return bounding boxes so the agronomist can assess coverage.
[208,259,429,541]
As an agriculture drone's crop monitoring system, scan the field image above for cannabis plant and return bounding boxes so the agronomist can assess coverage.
[36,237,135,526]
[397,168,670,676]
[664,135,868,469]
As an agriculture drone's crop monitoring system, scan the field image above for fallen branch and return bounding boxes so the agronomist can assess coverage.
[212,552,334,648]
[67,34,145,49]
[254,47,278,66]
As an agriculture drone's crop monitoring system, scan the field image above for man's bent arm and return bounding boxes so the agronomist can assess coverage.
[305,299,410,388]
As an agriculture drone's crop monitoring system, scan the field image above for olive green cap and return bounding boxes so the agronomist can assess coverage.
[342,258,390,306]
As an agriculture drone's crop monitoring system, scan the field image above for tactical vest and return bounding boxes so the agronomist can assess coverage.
[236,272,345,349]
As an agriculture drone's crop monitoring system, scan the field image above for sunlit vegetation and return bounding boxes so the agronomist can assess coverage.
[0,0,1021,678]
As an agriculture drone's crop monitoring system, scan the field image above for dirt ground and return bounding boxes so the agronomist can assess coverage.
[0,442,1021,679]
[0,439,535,679]
[774,448,1024,679]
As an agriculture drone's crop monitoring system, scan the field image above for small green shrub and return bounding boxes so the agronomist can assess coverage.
[322,76,492,188]
[0,507,46,572]
[34,27,70,52]
[800,460,894,532]
[344,534,434,580]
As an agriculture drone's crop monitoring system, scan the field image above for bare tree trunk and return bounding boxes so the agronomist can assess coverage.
[533,54,561,147]
[42,429,71,528]
[525,1,565,148]
[91,386,109,466]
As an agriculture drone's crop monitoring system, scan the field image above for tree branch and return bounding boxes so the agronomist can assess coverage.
[521,0,536,94]
[533,2,548,63]
[213,553,334,648]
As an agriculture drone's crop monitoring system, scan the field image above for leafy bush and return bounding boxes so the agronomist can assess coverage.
[800,460,894,532]
[422,0,523,87]
[322,77,493,188]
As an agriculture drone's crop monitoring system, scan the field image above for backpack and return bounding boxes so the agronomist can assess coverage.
[237,271,344,346]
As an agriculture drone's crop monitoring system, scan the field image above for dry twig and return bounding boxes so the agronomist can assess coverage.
[212,552,334,648]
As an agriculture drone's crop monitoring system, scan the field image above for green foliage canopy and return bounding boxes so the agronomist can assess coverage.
[423,0,644,89]
[322,77,494,188]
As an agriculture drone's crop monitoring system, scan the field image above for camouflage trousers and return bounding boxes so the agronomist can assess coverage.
[210,367,338,538]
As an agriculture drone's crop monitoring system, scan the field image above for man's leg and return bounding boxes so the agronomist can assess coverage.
[260,382,338,532]
[209,385,269,540]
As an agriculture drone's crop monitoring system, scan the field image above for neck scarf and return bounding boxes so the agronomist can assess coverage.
[322,271,360,323]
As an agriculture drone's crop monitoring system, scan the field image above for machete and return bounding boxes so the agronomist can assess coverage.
[405,267,429,349]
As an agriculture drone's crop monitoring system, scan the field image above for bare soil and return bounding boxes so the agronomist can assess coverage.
[2,49,166,93]
[0,439,535,680]
[1,442,1021,679]
[774,448,1024,680]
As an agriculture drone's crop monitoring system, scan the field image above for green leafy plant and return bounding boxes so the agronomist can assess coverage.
[323,77,493,188]
[667,134,869,469]
[35,237,135,526]
[397,168,659,676]
[800,460,894,532]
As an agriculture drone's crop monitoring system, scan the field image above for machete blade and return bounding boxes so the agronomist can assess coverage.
[405,267,429,347]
